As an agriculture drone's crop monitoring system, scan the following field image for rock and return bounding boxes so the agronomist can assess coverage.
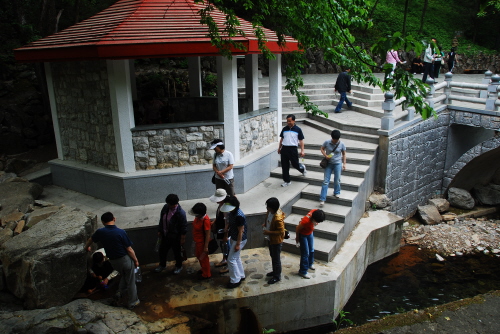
[0,298,209,334]
[447,187,475,210]
[0,206,97,309]
[369,193,391,209]
[0,228,13,247]
[0,211,24,227]
[0,172,17,184]
[34,200,54,207]
[435,254,445,262]
[455,251,463,256]
[0,181,43,220]
[473,184,500,206]
[417,205,442,225]
[403,222,410,227]
[428,198,450,213]
[407,234,426,241]
[441,213,458,221]
[25,206,61,228]
[13,220,25,235]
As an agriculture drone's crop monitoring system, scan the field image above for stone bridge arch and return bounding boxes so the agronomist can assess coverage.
[443,134,500,191]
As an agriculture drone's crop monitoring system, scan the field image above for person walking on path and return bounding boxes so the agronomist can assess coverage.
[262,197,285,284]
[221,196,248,288]
[278,114,306,187]
[209,188,230,272]
[319,130,347,206]
[422,38,437,83]
[295,209,325,279]
[84,212,140,309]
[154,194,187,275]
[334,68,353,113]
[189,203,212,280]
[210,139,235,196]
[447,47,459,73]
[385,49,405,78]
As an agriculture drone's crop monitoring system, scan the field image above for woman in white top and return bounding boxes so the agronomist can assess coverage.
[210,139,235,196]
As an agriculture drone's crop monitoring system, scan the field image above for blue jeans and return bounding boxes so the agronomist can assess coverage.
[320,162,342,201]
[299,233,314,275]
[335,92,352,112]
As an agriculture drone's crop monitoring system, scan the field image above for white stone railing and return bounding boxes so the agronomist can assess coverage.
[379,71,500,133]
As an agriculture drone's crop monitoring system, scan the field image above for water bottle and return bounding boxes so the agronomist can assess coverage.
[135,267,142,283]
[224,178,231,185]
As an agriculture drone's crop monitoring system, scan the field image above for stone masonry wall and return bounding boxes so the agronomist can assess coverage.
[132,126,223,170]
[51,61,118,171]
[239,111,278,158]
[385,112,450,218]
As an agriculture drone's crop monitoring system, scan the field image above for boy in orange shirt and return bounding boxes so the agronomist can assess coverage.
[295,209,325,279]
[189,203,212,279]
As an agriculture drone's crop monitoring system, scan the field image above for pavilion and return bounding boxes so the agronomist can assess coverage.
[15,0,299,206]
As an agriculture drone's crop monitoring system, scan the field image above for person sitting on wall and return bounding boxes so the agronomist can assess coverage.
[411,55,424,74]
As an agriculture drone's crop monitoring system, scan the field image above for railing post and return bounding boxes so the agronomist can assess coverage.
[485,74,500,111]
[444,72,453,105]
[381,92,395,130]
[426,78,435,109]
[480,70,493,99]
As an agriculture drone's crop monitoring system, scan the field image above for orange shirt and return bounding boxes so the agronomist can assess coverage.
[299,209,318,236]
[192,214,211,244]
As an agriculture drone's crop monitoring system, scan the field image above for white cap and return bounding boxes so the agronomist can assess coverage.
[209,142,223,149]
[220,204,236,212]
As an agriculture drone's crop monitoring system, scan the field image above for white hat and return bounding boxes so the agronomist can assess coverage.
[209,188,228,203]
[220,204,236,213]
[209,141,223,149]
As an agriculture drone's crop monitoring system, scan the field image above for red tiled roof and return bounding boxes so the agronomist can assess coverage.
[15,0,298,62]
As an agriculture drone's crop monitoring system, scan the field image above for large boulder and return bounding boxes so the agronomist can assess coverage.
[0,180,43,221]
[417,205,442,225]
[369,193,391,209]
[25,205,61,228]
[0,298,209,333]
[0,206,97,309]
[428,198,450,213]
[447,187,475,210]
[473,184,500,206]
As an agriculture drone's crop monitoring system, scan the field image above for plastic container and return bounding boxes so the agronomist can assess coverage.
[154,237,161,252]
[135,267,142,283]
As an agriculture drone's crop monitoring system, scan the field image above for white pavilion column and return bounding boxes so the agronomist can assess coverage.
[107,59,136,173]
[217,56,240,161]
[269,54,282,129]
[188,56,202,97]
[245,54,259,111]
[44,63,63,160]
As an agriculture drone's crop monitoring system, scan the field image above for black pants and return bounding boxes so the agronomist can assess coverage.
[158,234,183,268]
[269,243,282,279]
[422,62,434,83]
[433,61,442,78]
[281,146,304,183]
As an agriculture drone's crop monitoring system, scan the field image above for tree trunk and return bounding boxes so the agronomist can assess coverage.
[418,0,429,35]
[402,0,410,36]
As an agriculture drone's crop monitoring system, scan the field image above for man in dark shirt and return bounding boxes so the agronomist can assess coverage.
[334,68,353,113]
[278,114,306,187]
[84,212,140,309]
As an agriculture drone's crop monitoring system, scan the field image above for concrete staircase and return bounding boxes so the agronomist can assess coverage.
[272,115,379,262]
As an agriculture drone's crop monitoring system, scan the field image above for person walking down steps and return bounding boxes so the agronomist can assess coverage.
[278,114,306,187]
[334,67,353,113]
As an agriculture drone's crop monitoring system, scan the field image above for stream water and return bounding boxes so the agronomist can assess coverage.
[289,244,500,333]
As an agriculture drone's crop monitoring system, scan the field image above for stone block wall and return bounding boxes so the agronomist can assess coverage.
[51,61,118,171]
[132,126,223,170]
[385,112,450,218]
[239,110,278,158]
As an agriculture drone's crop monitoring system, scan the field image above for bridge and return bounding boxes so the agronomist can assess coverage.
[34,71,500,333]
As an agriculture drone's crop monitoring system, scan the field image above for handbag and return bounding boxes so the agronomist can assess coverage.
[319,141,340,169]
[284,229,290,239]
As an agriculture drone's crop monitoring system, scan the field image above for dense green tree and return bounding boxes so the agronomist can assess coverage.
[198,0,433,118]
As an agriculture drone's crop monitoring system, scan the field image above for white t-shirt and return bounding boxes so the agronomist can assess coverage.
[214,150,235,180]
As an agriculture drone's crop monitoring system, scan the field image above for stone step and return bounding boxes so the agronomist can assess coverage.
[283,230,335,262]
[303,141,377,155]
[300,185,358,206]
[285,213,344,241]
[351,83,383,94]
[305,117,380,137]
[270,167,364,192]
[353,90,385,101]
[291,198,351,224]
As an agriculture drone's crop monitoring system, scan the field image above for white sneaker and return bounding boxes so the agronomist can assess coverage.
[309,265,316,271]
[319,201,324,207]
[301,164,307,176]
[299,272,311,279]
[173,266,182,274]
[281,182,291,187]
